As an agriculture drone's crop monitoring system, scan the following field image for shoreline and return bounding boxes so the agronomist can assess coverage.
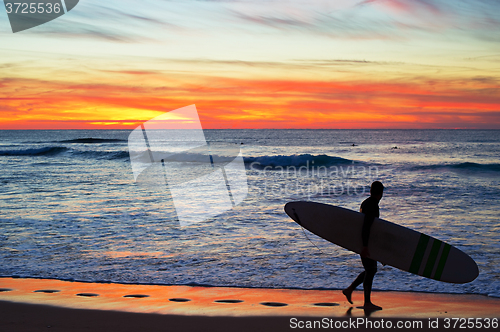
[1,277,499,331]
[2,276,496,299]
[1,277,499,318]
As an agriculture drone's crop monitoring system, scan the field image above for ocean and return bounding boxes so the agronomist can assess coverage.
[0,129,499,297]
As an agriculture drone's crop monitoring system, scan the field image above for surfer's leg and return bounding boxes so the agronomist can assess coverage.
[361,257,382,310]
[363,267,376,303]
[343,257,366,304]
[343,272,364,304]
[350,271,365,290]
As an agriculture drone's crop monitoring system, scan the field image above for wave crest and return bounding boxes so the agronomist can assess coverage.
[0,146,128,160]
[244,154,354,169]
[0,146,68,156]
[414,162,500,172]
[58,138,126,144]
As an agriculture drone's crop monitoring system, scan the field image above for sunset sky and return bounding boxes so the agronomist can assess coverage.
[1,0,499,129]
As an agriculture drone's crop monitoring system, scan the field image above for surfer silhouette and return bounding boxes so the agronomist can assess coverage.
[342,181,384,311]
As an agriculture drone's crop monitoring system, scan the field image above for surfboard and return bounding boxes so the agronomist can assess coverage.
[284,201,479,284]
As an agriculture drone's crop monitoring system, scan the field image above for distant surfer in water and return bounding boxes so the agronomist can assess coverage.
[342,181,384,311]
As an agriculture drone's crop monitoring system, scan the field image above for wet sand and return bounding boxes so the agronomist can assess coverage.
[1,277,499,331]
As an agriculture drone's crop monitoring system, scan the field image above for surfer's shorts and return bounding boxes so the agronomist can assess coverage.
[361,256,377,273]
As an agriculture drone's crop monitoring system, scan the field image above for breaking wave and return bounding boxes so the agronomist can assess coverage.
[0,146,68,156]
[244,154,356,169]
[413,162,500,173]
[57,138,127,144]
[0,146,128,160]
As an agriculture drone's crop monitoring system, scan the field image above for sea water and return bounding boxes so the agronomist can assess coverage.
[0,129,499,297]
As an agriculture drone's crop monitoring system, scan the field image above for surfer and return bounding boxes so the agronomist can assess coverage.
[342,181,384,311]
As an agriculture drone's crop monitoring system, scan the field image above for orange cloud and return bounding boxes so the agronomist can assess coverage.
[0,74,499,129]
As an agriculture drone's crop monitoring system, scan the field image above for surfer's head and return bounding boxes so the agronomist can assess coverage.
[370,181,384,200]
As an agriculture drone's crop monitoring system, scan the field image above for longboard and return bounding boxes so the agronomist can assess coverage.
[284,201,478,284]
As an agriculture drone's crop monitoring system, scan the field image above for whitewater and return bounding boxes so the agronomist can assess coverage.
[0,129,499,297]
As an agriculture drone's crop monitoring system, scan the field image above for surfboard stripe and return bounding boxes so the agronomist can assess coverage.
[409,234,430,274]
[433,243,451,281]
[423,239,442,278]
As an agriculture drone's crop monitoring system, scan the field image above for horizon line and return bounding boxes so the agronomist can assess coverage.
[1,128,499,131]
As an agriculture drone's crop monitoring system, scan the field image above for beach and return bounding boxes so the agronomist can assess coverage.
[0,301,291,332]
[1,277,499,331]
